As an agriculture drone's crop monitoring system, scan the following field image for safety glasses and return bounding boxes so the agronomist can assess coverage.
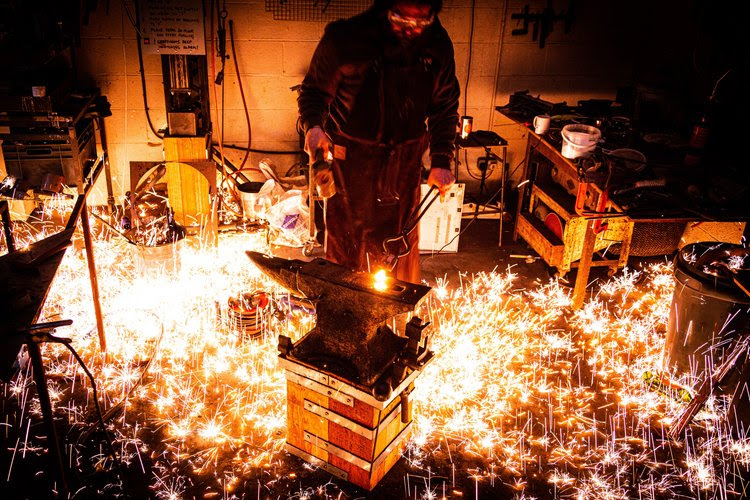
[387,9,435,30]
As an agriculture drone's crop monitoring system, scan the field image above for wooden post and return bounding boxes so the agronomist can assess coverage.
[572,219,597,309]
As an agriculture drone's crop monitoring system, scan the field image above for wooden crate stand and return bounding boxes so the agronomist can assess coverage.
[280,357,421,490]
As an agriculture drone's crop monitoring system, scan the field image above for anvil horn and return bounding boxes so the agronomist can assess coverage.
[246,251,431,388]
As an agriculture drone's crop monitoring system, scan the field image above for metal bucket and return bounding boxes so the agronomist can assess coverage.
[662,242,750,387]
[133,237,185,277]
[237,181,265,220]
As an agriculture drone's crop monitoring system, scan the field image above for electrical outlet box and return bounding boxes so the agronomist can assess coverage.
[477,157,498,171]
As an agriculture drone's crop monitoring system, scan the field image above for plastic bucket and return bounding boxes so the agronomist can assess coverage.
[561,124,601,159]
[662,242,750,388]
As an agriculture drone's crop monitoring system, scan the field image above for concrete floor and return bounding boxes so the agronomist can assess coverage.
[420,215,540,285]
[419,214,632,296]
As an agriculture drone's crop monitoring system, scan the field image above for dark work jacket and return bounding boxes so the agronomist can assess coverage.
[298,8,460,283]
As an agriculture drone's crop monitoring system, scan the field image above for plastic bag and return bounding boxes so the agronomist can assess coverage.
[260,188,309,247]
[251,158,310,247]
[253,178,285,217]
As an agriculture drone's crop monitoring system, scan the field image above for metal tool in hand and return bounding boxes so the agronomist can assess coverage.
[303,149,336,256]
[382,185,440,270]
[312,149,336,199]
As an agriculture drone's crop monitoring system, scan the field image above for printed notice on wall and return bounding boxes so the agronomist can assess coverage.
[140,0,205,55]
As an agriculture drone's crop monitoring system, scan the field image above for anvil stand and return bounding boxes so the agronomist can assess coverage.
[455,130,508,245]
[246,252,434,490]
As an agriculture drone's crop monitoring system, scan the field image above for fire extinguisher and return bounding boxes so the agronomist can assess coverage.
[683,69,730,167]
[683,105,711,168]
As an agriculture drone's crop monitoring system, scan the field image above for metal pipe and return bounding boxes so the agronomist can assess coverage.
[27,341,68,495]
[1,200,15,253]
[81,202,107,352]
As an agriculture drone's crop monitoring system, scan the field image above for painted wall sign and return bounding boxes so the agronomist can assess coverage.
[140,0,205,55]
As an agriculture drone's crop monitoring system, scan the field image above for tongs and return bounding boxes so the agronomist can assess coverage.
[382,185,440,270]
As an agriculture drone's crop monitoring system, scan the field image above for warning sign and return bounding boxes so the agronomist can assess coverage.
[140,0,206,55]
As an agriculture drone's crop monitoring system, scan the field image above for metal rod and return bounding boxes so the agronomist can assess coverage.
[80,202,107,352]
[96,117,116,215]
[20,320,74,333]
[498,145,507,247]
[65,190,88,231]
[27,341,68,495]
[404,185,439,236]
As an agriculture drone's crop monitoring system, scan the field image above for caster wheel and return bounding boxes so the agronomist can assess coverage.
[547,266,573,287]
[302,241,315,257]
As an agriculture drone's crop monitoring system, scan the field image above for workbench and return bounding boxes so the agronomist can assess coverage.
[496,90,750,308]
[512,129,634,308]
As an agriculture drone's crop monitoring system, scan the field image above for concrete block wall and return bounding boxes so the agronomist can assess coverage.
[70,0,506,205]
[489,0,698,190]
[66,0,697,206]
[77,2,166,205]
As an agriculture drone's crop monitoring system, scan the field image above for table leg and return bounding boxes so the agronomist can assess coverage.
[80,202,107,352]
[27,341,68,495]
[513,138,533,242]
[498,145,507,247]
[617,221,634,271]
[1,200,15,253]
[572,219,597,309]
[96,117,116,216]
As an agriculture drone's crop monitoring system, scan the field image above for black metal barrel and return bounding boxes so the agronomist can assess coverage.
[662,242,750,387]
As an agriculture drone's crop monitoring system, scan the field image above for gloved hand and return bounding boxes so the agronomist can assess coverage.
[427,167,455,199]
[304,126,332,162]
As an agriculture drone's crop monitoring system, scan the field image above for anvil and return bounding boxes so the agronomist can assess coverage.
[246,252,432,395]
